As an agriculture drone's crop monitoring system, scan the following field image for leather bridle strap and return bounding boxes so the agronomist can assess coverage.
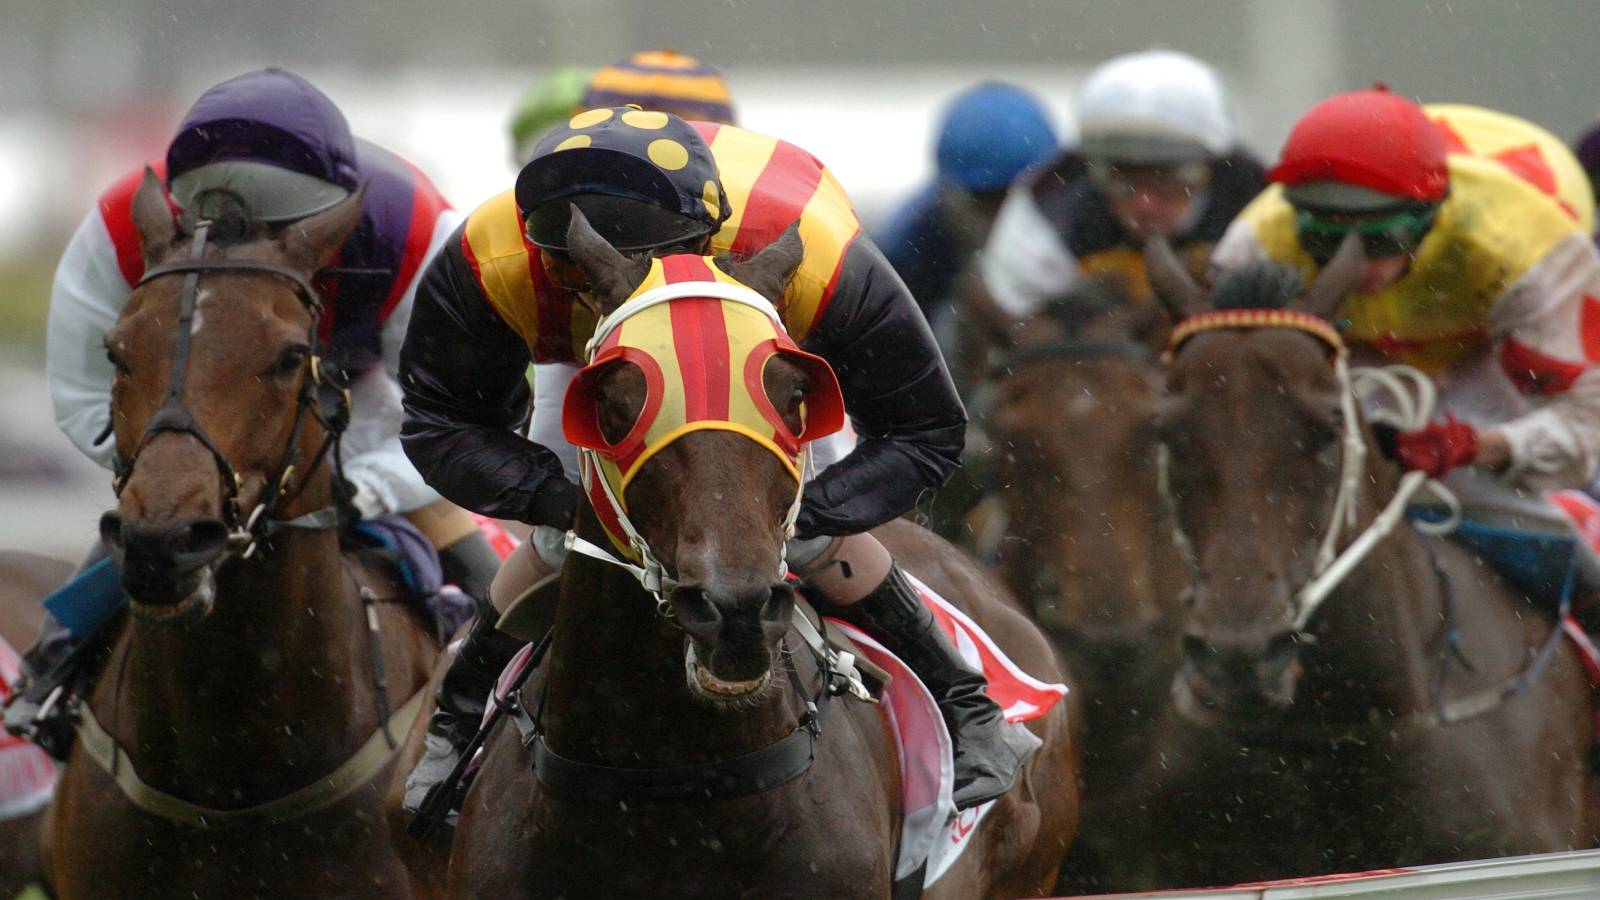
[119,225,345,556]
[74,687,425,829]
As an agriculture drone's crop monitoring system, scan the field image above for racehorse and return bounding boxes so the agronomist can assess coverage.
[47,172,438,897]
[0,551,69,897]
[1138,241,1600,885]
[436,213,1080,898]
[985,287,1186,892]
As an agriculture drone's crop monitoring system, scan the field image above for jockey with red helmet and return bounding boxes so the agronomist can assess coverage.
[7,69,499,757]
[399,108,1034,824]
[1213,86,1600,539]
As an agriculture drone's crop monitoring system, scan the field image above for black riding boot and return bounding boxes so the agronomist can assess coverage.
[828,564,1036,810]
[402,606,525,824]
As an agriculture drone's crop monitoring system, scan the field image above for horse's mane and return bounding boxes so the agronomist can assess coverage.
[1210,260,1304,312]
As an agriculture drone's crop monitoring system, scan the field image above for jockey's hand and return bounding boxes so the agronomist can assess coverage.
[1394,415,1479,478]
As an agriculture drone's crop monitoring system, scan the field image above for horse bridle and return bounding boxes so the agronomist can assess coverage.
[1161,309,1458,633]
[113,220,352,559]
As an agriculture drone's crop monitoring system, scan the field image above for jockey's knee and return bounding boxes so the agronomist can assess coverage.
[489,537,557,615]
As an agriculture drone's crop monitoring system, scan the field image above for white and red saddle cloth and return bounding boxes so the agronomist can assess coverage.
[830,571,1068,889]
[0,637,58,819]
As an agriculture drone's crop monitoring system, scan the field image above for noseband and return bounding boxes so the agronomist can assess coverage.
[113,220,352,559]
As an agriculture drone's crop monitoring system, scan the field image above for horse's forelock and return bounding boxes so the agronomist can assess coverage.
[1209,261,1305,312]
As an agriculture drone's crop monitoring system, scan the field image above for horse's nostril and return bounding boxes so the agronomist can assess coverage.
[173,520,229,558]
[669,586,724,643]
[761,583,796,624]
[99,512,127,552]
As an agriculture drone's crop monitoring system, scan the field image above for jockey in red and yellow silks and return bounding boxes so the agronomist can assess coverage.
[1212,89,1600,527]
[399,109,1032,823]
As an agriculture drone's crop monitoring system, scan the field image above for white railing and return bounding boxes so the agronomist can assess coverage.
[1085,849,1600,899]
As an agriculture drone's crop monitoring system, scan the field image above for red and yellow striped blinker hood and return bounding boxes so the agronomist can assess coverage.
[562,254,845,557]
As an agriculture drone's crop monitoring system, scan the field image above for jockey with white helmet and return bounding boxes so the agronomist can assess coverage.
[979,49,1266,318]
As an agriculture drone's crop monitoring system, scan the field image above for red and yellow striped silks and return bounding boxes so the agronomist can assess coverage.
[460,123,861,364]
[562,255,845,557]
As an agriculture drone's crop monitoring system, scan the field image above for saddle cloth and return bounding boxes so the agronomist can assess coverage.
[0,636,57,819]
[831,571,1067,889]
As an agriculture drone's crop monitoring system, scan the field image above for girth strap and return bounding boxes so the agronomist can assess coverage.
[74,687,425,829]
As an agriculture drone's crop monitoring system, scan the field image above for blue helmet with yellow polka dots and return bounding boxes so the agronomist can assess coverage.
[516,106,731,253]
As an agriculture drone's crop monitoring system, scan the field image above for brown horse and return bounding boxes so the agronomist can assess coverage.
[1138,247,1600,886]
[0,551,68,897]
[985,290,1186,893]
[47,174,438,897]
[434,218,1079,898]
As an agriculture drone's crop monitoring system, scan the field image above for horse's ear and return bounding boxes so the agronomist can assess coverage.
[722,222,803,309]
[131,167,177,268]
[1144,236,1206,322]
[1297,232,1364,319]
[566,205,650,316]
[280,185,366,272]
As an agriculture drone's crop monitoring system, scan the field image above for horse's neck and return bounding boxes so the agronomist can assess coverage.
[1303,478,1442,716]
[541,516,799,769]
[106,528,376,798]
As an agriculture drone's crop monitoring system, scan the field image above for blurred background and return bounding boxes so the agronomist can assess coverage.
[3,0,1599,558]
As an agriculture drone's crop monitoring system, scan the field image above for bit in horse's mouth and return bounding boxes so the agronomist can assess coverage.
[128,568,217,624]
[684,643,771,702]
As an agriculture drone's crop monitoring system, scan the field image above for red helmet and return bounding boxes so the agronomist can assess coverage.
[1269,86,1450,206]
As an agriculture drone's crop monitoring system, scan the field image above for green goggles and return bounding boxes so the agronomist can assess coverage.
[1293,205,1439,263]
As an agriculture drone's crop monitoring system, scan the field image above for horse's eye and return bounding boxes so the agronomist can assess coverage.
[788,386,806,410]
[269,347,308,379]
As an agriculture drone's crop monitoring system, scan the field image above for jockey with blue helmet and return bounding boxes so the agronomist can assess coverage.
[6,68,498,758]
[876,81,1058,332]
[399,107,1035,824]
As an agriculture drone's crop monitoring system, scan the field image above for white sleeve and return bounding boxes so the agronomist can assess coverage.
[976,187,1079,318]
[531,362,580,482]
[379,207,463,380]
[1207,215,1271,274]
[1488,234,1600,490]
[339,364,444,516]
[46,208,133,470]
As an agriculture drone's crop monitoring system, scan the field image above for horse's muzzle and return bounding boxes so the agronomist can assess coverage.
[101,512,230,614]
[1174,629,1303,723]
[672,581,795,700]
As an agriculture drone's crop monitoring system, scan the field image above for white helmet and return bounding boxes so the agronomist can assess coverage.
[1076,49,1235,163]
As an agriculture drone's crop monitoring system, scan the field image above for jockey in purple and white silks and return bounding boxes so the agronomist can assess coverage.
[7,68,501,758]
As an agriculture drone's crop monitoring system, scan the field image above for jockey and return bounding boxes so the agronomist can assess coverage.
[400,109,1033,817]
[1212,87,1600,583]
[7,68,500,756]
[978,50,1266,321]
[508,66,595,165]
[876,81,1058,332]
[578,48,737,125]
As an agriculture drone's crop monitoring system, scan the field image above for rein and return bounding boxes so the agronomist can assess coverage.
[115,221,352,560]
[1162,310,1459,633]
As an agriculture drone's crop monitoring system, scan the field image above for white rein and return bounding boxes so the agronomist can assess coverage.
[1290,361,1460,631]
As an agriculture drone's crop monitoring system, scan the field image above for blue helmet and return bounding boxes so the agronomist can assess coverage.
[935,82,1058,193]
